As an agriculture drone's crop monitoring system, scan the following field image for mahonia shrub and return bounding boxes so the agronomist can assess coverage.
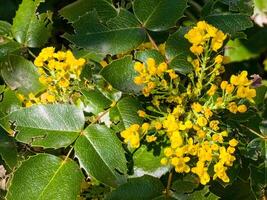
[0,1,266,200]
[121,22,257,185]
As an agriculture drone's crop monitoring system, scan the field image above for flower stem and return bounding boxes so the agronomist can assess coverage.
[166,170,173,198]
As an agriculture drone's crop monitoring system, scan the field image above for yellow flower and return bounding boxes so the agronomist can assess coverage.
[17,93,25,102]
[228,102,238,114]
[137,110,146,118]
[192,102,202,112]
[211,30,227,51]
[220,81,228,90]
[203,107,213,119]
[146,135,157,143]
[153,121,162,130]
[163,114,179,132]
[157,62,167,75]
[229,139,238,147]
[167,69,178,79]
[230,71,251,86]
[209,120,220,131]
[185,120,193,129]
[225,84,234,94]
[190,45,203,55]
[191,161,210,185]
[58,79,70,88]
[215,55,224,64]
[170,131,183,148]
[147,58,157,75]
[160,157,168,165]
[134,76,144,85]
[237,104,247,113]
[173,157,190,173]
[197,116,208,127]
[164,147,173,157]
[207,84,217,96]
[141,123,150,133]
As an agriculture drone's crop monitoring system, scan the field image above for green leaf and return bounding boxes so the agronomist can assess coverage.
[72,47,105,63]
[0,20,12,36]
[135,49,165,64]
[81,88,112,115]
[254,85,267,107]
[0,55,44,95]
[205,13,253,35]
[187,186,219,200]
[110,97,143,130]
[100,56,141,93]
[64,9,146,55]
[249,164,266,199]
[169,55,193,75]
[133,145,169,178]
[165,27,191,61]
[6,154,83,200]
[12,0,52,47]
[0,130,18,170]
[165,27,193,74]
[59,0,117,23]
[0,88,21,119]
[172,175,199,194]
[74,124,127,187]
[106,175,164,200]
[133,0,188,31]
[245,138,265,161]
[225,39,259,62]
[0,104,85,149]
[0,39,21,61]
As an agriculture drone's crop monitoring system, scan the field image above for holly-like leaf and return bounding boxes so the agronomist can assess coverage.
[165,27,193,74]
[0,55,44,95]
[133,145,169,178]
[0,88,21,119]
[187,186,219,200]
[64,9,146,55]
[12,0,52,47]
[74,124,127,188]
[81,88,112,115]
[106,175,164,200]
[133,0,188,31]
[0,104,85,149]
[205,13,253,35]
[109,96,143,131]
[249,164,266,199]
[0,39,21,61]
[0,20,12,36]
[60,0,117,23]
[0,129,18,170]
[6,154,83,200]
[100,56,142,93]
[135,49,165,64]
[245,138,265,161]
[166,27,191,61]
[172,175,199,194]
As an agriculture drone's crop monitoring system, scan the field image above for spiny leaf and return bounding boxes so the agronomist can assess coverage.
[12,0,52,47]
[6,154,83,200]
[74,124,127,187]
[0,104,85,149]
[133,0,188,31]
[63,9,146,55]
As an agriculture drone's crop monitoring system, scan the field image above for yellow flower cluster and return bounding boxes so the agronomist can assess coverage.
[134,58,177,97]
[120,122,155,148]
[120,21,257,185]
[185,21,227,54]
[18,47,86,107]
